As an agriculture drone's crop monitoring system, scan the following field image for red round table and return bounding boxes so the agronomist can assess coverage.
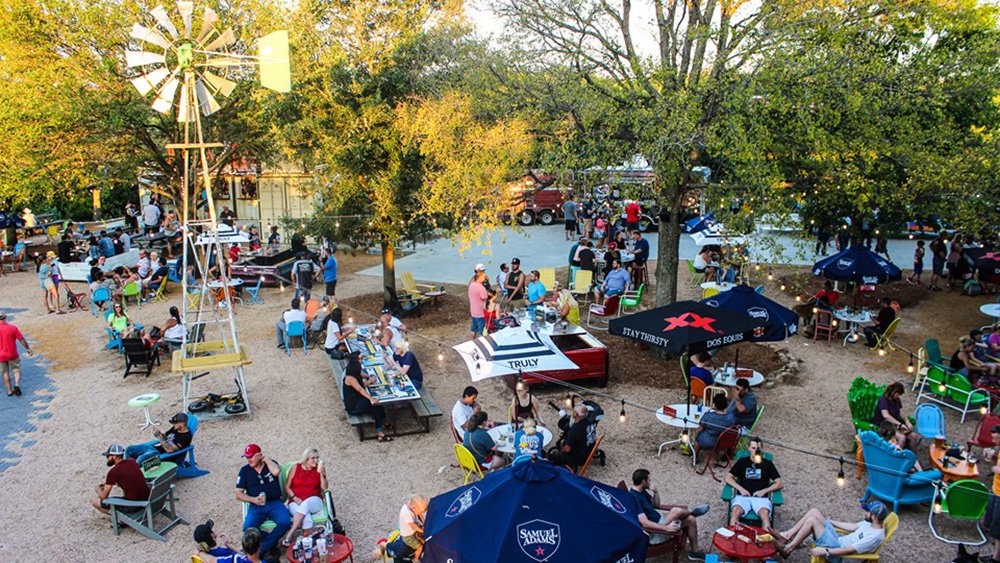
[712,525,777,563]
[285,533,354,563]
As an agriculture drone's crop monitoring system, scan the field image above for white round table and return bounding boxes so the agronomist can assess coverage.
[207,278,244,288]
[980,304,1000,320]
[834,308,873,346]
[487,423,554,455]
[701,282,736,293]
[655,404,703,457]
[713,368,765,387]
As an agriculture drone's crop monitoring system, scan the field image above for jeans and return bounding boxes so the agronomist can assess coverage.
[125,443,160,464]
[244,499,292,555]
[276,321,286,346]
[294,285,311,302]
[386,535,417,562]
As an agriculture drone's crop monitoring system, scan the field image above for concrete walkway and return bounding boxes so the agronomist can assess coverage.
[0,308,54,473]
[356,225,921,285]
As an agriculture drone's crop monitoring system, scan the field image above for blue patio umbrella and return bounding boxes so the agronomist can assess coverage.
[812,245,902,285]
[422,460,648,563]
[0,211,25,229]
[701,284,799,341]
[683,211,715,233]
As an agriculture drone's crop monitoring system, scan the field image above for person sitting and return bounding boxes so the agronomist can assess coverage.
[275,298,307,349]
[864,297,895,348]
[125,412,193,464]
[463,411,505,470]
[813,280,839,309]
[525,270,547,316]
[89,270,117,304]
[236,444,292,558]
[601,242,620,277]
[91,443,150,516]
[578,239,597,276]
[594,258,631,303]
[198,527,264,563]
[695,394,736,456]
[194,519,240,559]
[954,336,1000,385]
[513,418,544,460]
[689,353,714,386]
[98,230,116,257]
[376,310,406,350]
[322,307,353,359]
[727,378,758,430]
[143,259,169,292]
[379,495,429,563]
[871,382,920,449]
[555,287,580,325]
[877,421,923,472]
[160,306,186,350]
[774,501,889,560]
[280,448,329,547]
[452,386,482,436]
[107,301,137,338]
[628,468,708,560]
[342,352,392,442]
[548,405,591,470]
[725,437,783,531]
[385,341,423,389]
[509,384,544,425]
[694,246,712,275]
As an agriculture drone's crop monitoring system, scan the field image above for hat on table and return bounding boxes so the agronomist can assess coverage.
[243,443,261,458]
[102,444,126,456]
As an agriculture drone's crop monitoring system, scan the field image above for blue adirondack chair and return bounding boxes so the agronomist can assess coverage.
[283,320,307,355]
[913,403,945,443]
[244,276,265,305]
[91,287,111,316]
[135,415,208,479]
[859,430,942,512]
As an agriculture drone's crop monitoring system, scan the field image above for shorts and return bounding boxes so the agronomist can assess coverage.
[100,496,126,509]
[565,219,577,232]
[626,221,639,232]
[814,519,842,550]
[41,279,55,291]
[0,357,21,374]
[479,455,494,469]
[605,287,624,297]
[325,280,337,296]
[731,495,773,517]
[649,513,674,545]
[932,259,945,276]
[983,494,1000,539]
[470,316,486,335]
[912,263,923,274]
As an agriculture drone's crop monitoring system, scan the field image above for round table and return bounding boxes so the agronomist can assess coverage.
[713,368,765,387]
[487,423,554,455]
[142,461,177,481]
[980,304,1000,320]
[834,308,873,346]
[285,533,354,563]
[700,282,737,293]
[127,393,161,429]
[655,404,703,457]
[713,525,777,563]
[207,278,244,288]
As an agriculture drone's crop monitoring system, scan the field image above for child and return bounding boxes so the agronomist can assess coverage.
[907,240,924,286]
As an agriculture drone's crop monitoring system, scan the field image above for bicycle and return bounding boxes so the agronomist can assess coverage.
[188,378,247,414]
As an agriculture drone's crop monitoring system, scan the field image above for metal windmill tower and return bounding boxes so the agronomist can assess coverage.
[126,1,291,418]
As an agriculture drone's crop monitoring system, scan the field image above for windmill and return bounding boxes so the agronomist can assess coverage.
[126,1,291,419]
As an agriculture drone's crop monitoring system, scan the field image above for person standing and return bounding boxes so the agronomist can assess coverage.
[143,199,162,235]
[908,240,925,286]
[562,197,578,241]
[928,232,947,290]
[322,247,338,298]
[236,444,292,557]
[504,258,526,301]
[219,205,236,228]
[125,201,139,231]
[624,200,641,233]
[0,312,32,397]
[468,266,488,340]
[291,252,315,302]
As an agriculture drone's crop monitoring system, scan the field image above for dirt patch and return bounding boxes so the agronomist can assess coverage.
[774,267,932,309]
[337,283,470,331]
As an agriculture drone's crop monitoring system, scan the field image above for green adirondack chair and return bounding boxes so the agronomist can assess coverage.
[240,462,337,534]
[737,405,765,451]
[720,450,785,525]
[619,284,645,314]
[929,479,989,545]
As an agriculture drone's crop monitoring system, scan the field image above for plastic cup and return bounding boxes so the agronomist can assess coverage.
[302,536,313,559]
[934,435,945,449]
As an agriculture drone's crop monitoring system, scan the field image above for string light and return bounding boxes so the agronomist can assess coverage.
[619,400,626,423]
[279,283,285,292]
[982,405,989,415]
[565,395,573,408]
[832,320,838,327]
[681,429,690,444]
[795,295,801,302]
[933,496,943,514]
[836,458,846,487]
[906,355,914,374]
[767,271,774,281]
[437,346,444,362]
[780,283,786,291]
[812,307,819,314]
[752,450,763,464]
[938,381,947,393]
[878,348,886,357]
[348,316,354,324]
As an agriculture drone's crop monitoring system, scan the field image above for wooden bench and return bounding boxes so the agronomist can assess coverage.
[327,354,443,441]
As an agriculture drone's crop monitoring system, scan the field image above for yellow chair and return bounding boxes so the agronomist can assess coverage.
[872,318,900,353]
[702,287,720,299]
[149,279,169,303]
[809,512,898,562]
[401,272,436,298]
[380,530,400,563]
[453,443,484,484]
[569,269,593,302]
[538,267,556,293]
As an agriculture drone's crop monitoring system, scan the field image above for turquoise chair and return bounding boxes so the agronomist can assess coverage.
[913,403,945,442]
[245,276,265,305]
[133,415,209,479]
[91,287,111,317]
[858,430,941,512]
[283,320,307,355]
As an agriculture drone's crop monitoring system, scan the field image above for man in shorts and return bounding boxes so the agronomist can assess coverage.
[724,437,782,530]
[629,467,709,561]
[775,501,888,560]
[0,312,32,397]
[563,197,578,240]
[982,425,1000,563]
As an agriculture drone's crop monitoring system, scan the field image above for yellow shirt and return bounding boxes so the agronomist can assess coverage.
[993,450,1000,495]
[557,291,580,325]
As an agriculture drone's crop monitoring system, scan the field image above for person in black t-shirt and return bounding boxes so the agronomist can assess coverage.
[124,412,194,465]
[57,234,76,263]
[578,240,596,275]
[549,406,591,469]
[864,298,896,348]
[724,437,783,530]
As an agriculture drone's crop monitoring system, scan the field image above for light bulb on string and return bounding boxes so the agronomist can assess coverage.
[780,283,786,291]
[752,451,763,464]
[619,400,626,423]
[437,346,444,362]
[836,458,846,487]
[934,497,943,514]
[938,382,947,393]
[795,295,801,302]
[982,405,989,415]
[565,395,573,408]
[878,348,886,357]
[767,271,774,281]
[832,320,838,327]
[348,316,354,324]
[812,307,819,314]
[280,283,285,292]
[906,355,914,374]
[681,429,690,444]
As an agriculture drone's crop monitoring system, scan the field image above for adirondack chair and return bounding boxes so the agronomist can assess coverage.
[809,512,897,562]
[240,463,338,534]
[400,272,435,300]
[720,450,785,525]
[576,435,604,478]
[122,281,142,309]
[686,260,701,287]
[105,465,188,541]
[928,479,989,545]
[134,415,209,479]
[122,338,160,378]
[703,287,720,299]
[858,430,941,512]
[737,405,765,451]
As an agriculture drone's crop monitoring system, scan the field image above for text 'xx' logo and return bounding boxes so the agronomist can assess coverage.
[663,312,720,334]
[517,519,561,561]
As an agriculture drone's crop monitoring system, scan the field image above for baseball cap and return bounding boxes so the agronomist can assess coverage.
[168,412,188,424]
[474,263,486,272]
[511,257,521,265]
[243,443,261,458]
[0,312,7,320]
[46,251,56,258]
[102,444,125,456]
[860,501,890,520]
[193,519,215,544]
[380,307,392,315]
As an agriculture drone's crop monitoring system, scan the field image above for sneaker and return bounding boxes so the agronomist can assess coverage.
[687,550,707,561]
[690,504,710,517]
[13,386,21,396]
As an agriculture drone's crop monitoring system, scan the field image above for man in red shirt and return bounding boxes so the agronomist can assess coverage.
[0,312,32,397]
[625,200,642,233]
[813,280,839,308]
[91,443,150,515]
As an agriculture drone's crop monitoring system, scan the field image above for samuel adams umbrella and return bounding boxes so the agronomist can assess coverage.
[422,460,648,563]
[452,326,578,381]
[700,284,799,342]
[811,245,902,285]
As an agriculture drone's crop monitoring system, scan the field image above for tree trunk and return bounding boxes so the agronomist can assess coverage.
[382,241,396,307]
[654,187,683,307]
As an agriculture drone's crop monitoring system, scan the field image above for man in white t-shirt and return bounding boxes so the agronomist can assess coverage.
[275,298,307,348]
[143,201,161,234]
[451,386,480,437]
[775,501,888,561]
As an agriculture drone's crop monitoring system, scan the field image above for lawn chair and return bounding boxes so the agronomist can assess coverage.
[105,465,187,541]
[697,425,741,482]
[617,480,686,562]
[586,295,619,330]
[686,260,701,287]
[576,435,604,478]
[148,278,169,303]
[736,405,765,451]
[239,463,338,535]
[702,385,728,407]
[133,415,209,479]
[928,479,989,545]
[448,415,462,444]
[385,285,423,319]
[122,338,160,378]
[858,430,941,512]
[569,269,593,303]
[453,444,483,484]
[721,450,785,525]
[871,318,900,353]
[244,276,265,305]
[913,403,945,443]
[754,284,765,294]
[400,272,435,299]
[91,287,111,317]
[64,283,87,312]
[813,309,835,344]
[283,320,307,355]
[106,327,125,353]
[537,267,556,294]
[808,512,897,562]
[122,281,142,309]
[689,378,708,405]
[968,414,1000,453]
[618,283,644,315]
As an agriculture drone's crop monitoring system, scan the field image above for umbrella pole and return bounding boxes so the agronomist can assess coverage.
[684,350,691,411]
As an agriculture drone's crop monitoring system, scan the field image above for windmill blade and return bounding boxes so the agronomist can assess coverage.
[178,1,194,38]
[195,78,221,116]
[202,56,245,68]
[126,50,167,68]
[130,67,171,96]
[150,5,179,39]
[177,81,193,122]
[259,31,291,93]
[196,7,218,43]
[203,28,236,52]
[202,70,236,97]
[130,23,171,50]
[151,72,181,114]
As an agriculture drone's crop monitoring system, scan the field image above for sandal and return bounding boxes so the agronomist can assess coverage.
[377,435,394,442]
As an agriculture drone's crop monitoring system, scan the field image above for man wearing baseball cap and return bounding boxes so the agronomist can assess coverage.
[124,412,193,465]
[0,311,32,397]
[194,519,239,559]
[774,500,889,559]
[90,443,149,515]
[236,444,290,558]
[503,258,526,301]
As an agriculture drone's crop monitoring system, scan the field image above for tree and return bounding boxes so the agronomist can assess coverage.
[272,0,532,304]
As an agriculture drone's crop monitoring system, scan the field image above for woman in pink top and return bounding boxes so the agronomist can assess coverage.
[282,448,329,546]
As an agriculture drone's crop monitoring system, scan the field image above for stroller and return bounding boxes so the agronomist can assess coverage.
[547,395,606,467]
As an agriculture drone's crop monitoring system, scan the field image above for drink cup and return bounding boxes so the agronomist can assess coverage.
[257,492,265,505]
[302,536,313,559]
[317,536,328,556]
[934,435,945,449]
